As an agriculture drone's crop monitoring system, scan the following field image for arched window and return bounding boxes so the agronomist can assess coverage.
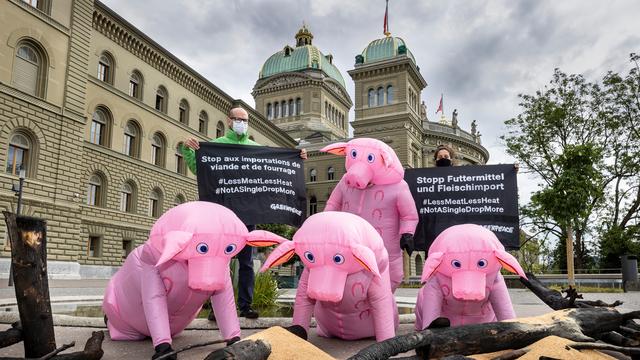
[6,132,35,177]
[309,196,318,215]
[179,99,190,125]
[288,99,294,117]
[97,52,114,84]
[155,86,168,113]
[151,132,166,167]
[296,98,302,115]
[377,87,384,106]
[175,143,186,175]
[216,121,225,138]
[123,120,141,158]
[368,88,375,107]
[386,85,394,104]
[148,188,163,218]
[129,70,143,99]
[199,111,208,135]
[13,41,47,98]
[174,194,186,206]
[274,102,280,118]
[267,103,273,120]
[309,168,317,182]
[120,182,136,213]
[281,101,288,117]
[86,173,105,206]
[415,253,424,276]
[90,107,111,147]
[327,166,335,181]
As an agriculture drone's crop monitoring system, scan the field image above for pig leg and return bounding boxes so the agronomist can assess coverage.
[211,277,241,341]
[292,268,316,332]
[368,277,397,341]
[489,273,516,321]
[388,256,404,292]
[415,277,444,331]
[103,285,146,341]
[140,261,173,347]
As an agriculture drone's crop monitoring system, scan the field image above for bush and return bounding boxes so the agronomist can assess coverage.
[252,271,282,308]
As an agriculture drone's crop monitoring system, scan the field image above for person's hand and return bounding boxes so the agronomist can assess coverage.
[185,138,200,150]
[400,233,414,256]
[514,163,520,173]
[300,148,308,159]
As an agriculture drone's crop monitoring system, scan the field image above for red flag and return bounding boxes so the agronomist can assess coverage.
[436,94,443,114]
[383,0,390,36]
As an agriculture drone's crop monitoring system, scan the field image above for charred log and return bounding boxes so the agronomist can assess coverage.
[0,322,23,349]
[204,339,271,360]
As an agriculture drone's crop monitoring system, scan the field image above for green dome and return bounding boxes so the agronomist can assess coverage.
[359,36,416,64]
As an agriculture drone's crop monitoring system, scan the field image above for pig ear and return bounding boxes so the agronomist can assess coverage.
[260,241,296,271]
[156,231,194,266]
[351,244,381,278]
[245,230,288,247]
[380,147,394,168]
[320,142,348,156]
[494,250,527,279]
[421,252,444,283]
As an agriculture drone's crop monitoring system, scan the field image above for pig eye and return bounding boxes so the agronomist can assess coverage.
[367,153,375,163]
[196,243,209,254]
[451,259,462,269]
[350,149,357,158]
[333,254,345,265]
[477,259,488,268]
[303,251,315,263]
[224,244,237,255]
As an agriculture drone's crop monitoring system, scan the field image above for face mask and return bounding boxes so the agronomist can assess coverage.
[436,158,452,167]
[232,120,248,135]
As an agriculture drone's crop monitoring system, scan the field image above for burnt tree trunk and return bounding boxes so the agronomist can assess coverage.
[520,273,623,309]
[3,212,56,358]
[0,322,22,348]
[204,339,271,360]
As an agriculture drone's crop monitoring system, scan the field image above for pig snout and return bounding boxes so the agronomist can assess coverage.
[307,267,348,303]
[345,162,374,189]
[451,271,487,301]
[187,256,229,291]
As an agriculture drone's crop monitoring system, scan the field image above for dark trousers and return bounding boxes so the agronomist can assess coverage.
[236,225,255,311]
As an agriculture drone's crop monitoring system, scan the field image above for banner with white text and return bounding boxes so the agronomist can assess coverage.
[405,164,520,250]
[196,143,306,227]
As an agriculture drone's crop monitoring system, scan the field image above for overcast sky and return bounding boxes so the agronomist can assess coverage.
[102,0,640,203]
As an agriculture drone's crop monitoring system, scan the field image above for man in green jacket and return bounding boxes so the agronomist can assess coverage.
[182,106,306,320]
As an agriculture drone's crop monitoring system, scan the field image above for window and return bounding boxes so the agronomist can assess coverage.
[149,189,163,218]
[174,194,186,206]
[120,182,135,212]
[377,87,384,106]
[289,99,294,117]
[88,236,101,257]
[129,71,142,99]
[199,111,208,135]
[415,254,424,276]
[309,196,317,215]
[123,120,140,158]
[97,53,114,84]
[6,133,31,176]
[387,85,394,104]
[155,86,167,113]
[175,143,186,175]
[216,121,225,138]
[296,98,302,115]
[20,0,51,13]
[90,107,111,146]
[310,168,317,182]
[281,101,288,117]
[13,41,46,98]
[327,166,335,181]
[325,102,329,118]
[151,133,166,167]
[267,103,273,120]
[368,89,375,107]
[86,174,104,206]
[179,99,189,125]
[122,240,133,260]
[274,102,280,118]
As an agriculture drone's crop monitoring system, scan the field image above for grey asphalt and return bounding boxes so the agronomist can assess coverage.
[1,279,638,359]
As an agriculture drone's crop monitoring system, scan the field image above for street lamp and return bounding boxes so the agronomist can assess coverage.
[8,168,26,286]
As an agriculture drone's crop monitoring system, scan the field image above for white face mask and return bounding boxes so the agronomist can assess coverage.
[232,120,248,135]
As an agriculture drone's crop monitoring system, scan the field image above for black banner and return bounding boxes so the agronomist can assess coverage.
[405,164,520,250]
[196,143,306,227]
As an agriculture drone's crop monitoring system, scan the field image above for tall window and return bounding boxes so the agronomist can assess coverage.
[310,168,317,182]
[274,102,280,118]
[86,174,104,206]
[377,87,384,106]
[120,182,135,212]
[155,86,167,113]
[327,166,335,181]
[386,85,394,104]
[151,133,165,167]
[267,103,273,120]
[88,236,101,257]
[122,240,133,259]
[179,99,189,125]
[148,189,162,218]
[216,121,225,138]
[281,101,288,117]
[129,71,142,99]
[175,143,186,175]
[123,120,140,157]
[199,111,208,135]
[97,53,114,84]
[296,98,302,115]
[309,196,318,215]
[6,133,32,176]
[289,99,294,117]
[90,107,110,146]
[13,41,46,98]
[368,89,375,107]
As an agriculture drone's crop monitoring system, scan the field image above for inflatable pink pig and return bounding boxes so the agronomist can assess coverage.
[255,211,398,342]
[321,138,418,291]
[414,224,527,330]
[102,201,279,357]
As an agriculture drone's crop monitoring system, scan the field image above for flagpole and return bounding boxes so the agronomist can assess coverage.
[384,0,391,37]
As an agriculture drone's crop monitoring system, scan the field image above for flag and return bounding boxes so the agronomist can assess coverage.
[436,94,443,114]
[383,0,390,36]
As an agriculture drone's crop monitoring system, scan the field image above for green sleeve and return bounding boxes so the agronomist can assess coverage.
[181,144,197,175]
